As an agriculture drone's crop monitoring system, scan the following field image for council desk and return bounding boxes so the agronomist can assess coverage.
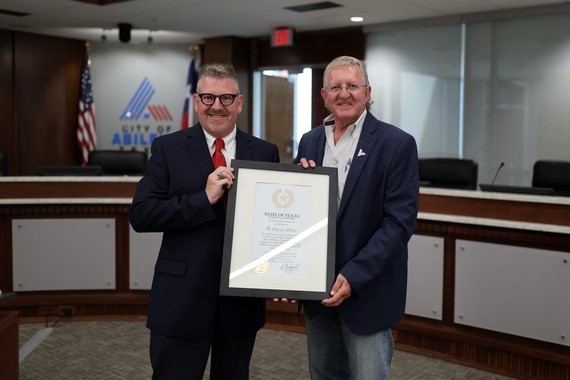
[0,177,569,379]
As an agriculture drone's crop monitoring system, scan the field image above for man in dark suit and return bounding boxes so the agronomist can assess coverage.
[295,56,419,379]
[130,63,279,379]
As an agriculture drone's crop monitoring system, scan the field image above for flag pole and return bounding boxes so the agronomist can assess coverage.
[85,41,92,68]
[181,44,200,129]
[77,41,97,165]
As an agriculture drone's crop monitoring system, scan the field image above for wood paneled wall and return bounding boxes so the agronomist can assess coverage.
[0,30,84,175]
[0,30,15,176]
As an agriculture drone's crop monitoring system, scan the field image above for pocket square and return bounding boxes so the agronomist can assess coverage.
[357,149,366,157]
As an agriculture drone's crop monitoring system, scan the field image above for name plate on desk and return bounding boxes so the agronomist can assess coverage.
[220,161,337,301]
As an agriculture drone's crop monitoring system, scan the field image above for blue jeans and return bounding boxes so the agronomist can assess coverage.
[303,302,394,380]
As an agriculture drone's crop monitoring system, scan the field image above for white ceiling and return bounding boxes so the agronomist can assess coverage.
[0,0,567,45]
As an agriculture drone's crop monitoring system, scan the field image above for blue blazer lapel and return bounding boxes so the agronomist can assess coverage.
[293,126,326,165]
[338,115,378,218]
[315,130,326,166]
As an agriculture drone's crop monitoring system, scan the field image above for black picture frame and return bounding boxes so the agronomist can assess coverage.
[220,160,337,301]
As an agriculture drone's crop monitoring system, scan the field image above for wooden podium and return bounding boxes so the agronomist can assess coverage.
[0,308,18,380]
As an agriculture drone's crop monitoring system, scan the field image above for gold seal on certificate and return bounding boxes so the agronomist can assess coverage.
[255,260,270,274]
[272,188,294,208]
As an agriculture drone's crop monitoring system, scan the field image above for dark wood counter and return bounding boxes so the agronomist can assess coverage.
[0,180,569,379]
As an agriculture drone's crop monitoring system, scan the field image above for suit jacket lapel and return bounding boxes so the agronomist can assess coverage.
[185,125,214,179]
[338,115,378,219]
[235,128,254,161]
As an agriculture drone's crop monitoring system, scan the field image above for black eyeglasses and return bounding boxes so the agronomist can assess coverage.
[196,93,240,106]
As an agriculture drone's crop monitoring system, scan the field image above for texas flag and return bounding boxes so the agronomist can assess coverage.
[180,58,197,129]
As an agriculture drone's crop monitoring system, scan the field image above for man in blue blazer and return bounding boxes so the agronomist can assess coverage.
[130,63,279,379]
[295,56,419,379]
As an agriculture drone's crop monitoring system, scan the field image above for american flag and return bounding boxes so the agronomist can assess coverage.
[180,58,197,129]
[77,53,97,166]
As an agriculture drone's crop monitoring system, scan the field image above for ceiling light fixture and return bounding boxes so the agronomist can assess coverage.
[350,16,364,23]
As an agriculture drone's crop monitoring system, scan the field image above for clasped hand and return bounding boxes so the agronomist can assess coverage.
[206,166,234,204]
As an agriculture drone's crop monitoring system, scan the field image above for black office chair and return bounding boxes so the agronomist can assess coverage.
[419,158,478,190]
[0,151,6,176]
[87,150,148,176]
[532,160,570,196]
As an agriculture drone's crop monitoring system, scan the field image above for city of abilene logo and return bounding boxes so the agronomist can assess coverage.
[272,188,294,208]
[111,77,174,149]
[119,77,173,122]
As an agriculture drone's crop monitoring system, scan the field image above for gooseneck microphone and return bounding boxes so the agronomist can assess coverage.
[491,162,505,185]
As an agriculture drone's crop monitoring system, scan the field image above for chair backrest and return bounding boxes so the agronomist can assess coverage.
[532,160,570,195]
[87,150,148,176]
[419,158,478,190]
[0,151,6,176]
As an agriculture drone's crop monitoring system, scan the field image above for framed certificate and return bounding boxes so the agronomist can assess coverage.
[220,160,337,300]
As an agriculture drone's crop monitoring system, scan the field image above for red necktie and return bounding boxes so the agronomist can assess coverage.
[212,138,227,209]
[212,138,226,168]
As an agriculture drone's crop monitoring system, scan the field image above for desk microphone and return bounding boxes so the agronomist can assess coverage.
[491,162,505,185]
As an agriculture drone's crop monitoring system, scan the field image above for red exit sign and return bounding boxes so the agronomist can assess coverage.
[272,27,294,47]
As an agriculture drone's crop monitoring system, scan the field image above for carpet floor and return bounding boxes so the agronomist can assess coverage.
[18,321,512,379]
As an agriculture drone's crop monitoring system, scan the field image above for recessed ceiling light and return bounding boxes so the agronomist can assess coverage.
[350,16,364,23]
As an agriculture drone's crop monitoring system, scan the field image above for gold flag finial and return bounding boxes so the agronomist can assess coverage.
[188,44,199,57]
